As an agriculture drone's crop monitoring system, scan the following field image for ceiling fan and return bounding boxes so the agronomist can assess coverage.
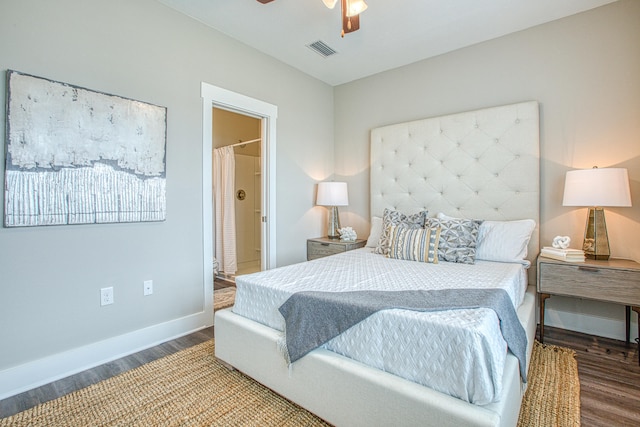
[257,0,368,37]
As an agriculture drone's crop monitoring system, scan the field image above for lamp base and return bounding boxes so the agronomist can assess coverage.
[327,206,341,239]
[582,207,610,260]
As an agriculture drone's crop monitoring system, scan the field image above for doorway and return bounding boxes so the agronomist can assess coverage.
[201,82,277,306]
[212,107,261,278]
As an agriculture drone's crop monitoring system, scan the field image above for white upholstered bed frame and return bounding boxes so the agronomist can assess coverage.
[215,101,540,426]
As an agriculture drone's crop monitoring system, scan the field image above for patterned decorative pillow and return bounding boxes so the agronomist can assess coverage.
[374,208,428,256]
[387,225,440,263]
[425,217,483,264]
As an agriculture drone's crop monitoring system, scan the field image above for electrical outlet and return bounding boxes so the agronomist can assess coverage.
[100,287,114,306]
[143,280,153,296]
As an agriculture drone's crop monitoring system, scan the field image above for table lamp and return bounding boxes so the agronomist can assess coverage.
[316,182,349,239]
[562,167,632,260]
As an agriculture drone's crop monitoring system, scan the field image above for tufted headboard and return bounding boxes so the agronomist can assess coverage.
[370,101,540,281]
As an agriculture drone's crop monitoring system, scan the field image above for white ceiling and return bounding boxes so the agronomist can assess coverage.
[156,0,616,86]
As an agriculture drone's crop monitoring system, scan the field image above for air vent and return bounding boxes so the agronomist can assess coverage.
[307,40,338,58]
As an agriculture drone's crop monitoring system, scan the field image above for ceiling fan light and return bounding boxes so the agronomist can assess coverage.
[345,0,368,17]
[322,0,338,9]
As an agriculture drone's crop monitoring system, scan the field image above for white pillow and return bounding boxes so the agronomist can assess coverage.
[437,213,535,265]
[475,219,536,265]
[366,216,383,248]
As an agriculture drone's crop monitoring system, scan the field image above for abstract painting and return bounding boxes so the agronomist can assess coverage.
[4,70,167,227]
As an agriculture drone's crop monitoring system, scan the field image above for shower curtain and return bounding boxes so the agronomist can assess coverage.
[213,146,237,275]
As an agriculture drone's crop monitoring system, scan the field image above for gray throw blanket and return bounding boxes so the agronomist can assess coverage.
[278,288,527,382]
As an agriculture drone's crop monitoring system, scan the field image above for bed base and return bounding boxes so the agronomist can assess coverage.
[214,286,536,427]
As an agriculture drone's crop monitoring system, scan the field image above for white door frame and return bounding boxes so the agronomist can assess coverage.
[201,83,277,289]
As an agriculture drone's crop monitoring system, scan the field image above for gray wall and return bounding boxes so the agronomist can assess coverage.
[0,0,333,374]
[334,0,640,339]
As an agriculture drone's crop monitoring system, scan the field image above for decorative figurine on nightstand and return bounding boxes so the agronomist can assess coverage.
[338,226,357,242]
[552,235,571,249]
[541,236,585,262]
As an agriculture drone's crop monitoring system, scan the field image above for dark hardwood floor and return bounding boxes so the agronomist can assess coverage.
[1,323,638,425]
[214,276,236,290]
[540,325,640,426]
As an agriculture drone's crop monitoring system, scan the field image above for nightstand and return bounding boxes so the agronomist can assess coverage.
[307,237,366,261]
[537,256,640,364]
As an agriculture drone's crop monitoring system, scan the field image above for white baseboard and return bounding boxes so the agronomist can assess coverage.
[0,311,213,400]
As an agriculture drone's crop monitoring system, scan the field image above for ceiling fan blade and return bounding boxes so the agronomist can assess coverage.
[343,14,360,34]
[256,0,275,4]
[341,0,360,36]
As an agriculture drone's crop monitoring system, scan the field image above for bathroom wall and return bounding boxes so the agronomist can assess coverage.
[235,152,261,274]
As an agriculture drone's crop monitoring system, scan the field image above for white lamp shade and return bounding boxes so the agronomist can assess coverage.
[562,167,632,207]
[317,182,349,206]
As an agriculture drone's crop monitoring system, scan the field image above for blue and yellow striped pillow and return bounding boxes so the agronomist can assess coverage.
[387,225,440,263]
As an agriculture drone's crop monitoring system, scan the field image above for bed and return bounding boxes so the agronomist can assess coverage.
[215,101,540,426]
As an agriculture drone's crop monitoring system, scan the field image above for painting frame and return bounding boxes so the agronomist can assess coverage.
[4,70,167,227]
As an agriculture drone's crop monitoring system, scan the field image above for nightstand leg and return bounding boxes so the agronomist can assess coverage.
[539,293,550,343]
[626,305,631,346]
[632,306,640,367]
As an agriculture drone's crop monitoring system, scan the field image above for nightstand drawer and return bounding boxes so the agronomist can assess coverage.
[539,262,640,306]
[307,241,345,260]
[307,238,366,261]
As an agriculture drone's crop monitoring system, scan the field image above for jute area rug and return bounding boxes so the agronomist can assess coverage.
[213,287,236,311]
[517,342,581,426]
[0,337,579,426]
